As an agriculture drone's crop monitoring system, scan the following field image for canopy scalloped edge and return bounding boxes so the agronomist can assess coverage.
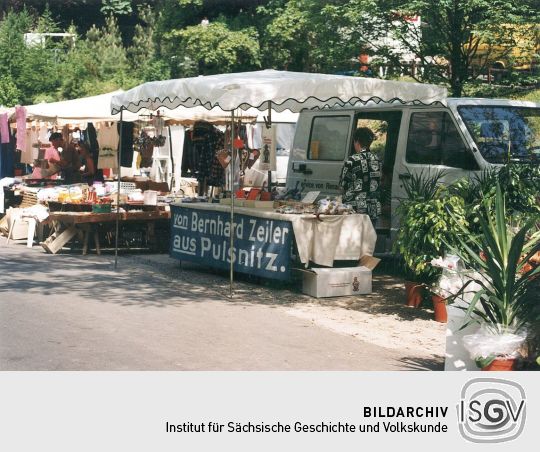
[111,94,445,115]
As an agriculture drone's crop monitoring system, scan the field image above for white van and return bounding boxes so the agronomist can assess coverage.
[285,98,540,251]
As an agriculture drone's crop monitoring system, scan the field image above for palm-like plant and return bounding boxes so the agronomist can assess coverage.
[448,183,540,334]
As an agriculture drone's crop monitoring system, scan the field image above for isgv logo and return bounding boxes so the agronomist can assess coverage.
[457,378,526,443]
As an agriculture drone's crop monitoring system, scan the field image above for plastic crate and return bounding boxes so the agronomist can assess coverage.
[92,203,112,213]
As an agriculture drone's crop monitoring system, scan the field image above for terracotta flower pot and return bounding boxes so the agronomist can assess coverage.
[431,294,447,323]
[482,358,516,371]
[405,282,423,308]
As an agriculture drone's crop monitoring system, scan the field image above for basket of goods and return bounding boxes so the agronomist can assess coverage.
[92,197,113,213]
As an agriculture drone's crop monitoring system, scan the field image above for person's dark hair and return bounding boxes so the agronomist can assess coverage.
[353,127,375,148]
[49,132,63,141]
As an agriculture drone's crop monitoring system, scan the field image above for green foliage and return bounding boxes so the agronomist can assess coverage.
[399,169,447,203]
[59,16,141,98]
[446,184,540,334]
[395,195,469,283]
[342,0,539,96]
[1,1,538,103]
[394,170,468,283]
[101,0,133,16]
[164,21,261,76]
[258,0,360,72]
[0,8,67,104]
[0,74,21,105]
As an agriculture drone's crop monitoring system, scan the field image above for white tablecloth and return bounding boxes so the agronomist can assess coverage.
[174,203,377,267]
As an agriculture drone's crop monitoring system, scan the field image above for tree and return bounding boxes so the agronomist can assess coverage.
[0,8,66,104]
[162,20,261,77]
[256,0,363,73]
[0,74,21,105]
[101,0,133,16]
[128,5,170,82]
[59,16,141,98]
[337,0,538,96]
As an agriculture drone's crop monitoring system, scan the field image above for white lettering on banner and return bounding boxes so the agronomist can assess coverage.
[172,234,196,255]
[185,212,291,245]
[172,213,189,230]
[191,212,245,239]
[265,253,278,272]
[197,239,286,273]
[248,219,289,244]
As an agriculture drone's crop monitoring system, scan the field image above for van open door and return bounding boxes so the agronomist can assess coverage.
[286,111,355,197]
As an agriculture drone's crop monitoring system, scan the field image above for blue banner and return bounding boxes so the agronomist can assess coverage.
[170,206,292,280]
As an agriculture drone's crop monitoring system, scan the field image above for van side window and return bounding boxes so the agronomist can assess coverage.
[308,116,350,160]
[406,112,478,169]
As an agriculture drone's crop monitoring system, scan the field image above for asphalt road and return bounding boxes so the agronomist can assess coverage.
[0,242,435,370]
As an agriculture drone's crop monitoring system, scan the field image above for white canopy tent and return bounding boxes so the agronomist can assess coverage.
[23,90,141,124]
[111,70,447,289]
[111,69,447,115]
[21,89,298,126]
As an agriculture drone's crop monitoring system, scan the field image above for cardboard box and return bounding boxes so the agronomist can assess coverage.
[301,266,372,298]
[254,200,275,209]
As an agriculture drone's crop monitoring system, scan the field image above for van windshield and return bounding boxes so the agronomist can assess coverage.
[458,106,540,163]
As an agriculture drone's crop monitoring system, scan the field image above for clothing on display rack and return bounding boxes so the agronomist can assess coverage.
[181,129,196,175]
[37,125,49,144]
[180,121,224,195]
[95,122,119,170]
[21,127,38,165]
[118,121,134,167]
[0,114,10,144]
[85,123,100,179]
[15,106,27,152]
[0,133,15,178]
[136,129,155,168]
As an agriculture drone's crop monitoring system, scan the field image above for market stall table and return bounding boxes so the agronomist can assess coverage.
[43,210,170,255]
[170,203,376,280]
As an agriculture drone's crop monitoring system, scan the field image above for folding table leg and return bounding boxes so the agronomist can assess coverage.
[6,218,15,245]
[26,218,36,248]
[93,226,101,255]
[82,225,90,255]
[41,225,78,254]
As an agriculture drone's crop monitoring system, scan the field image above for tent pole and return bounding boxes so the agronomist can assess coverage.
[168,125,175,191]
[229,109,235,299]
[266,100,272,194]
[114,109,124,270]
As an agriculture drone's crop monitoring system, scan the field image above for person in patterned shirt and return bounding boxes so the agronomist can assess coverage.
[339,127,381,223]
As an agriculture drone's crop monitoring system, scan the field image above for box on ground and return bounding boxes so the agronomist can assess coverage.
[300,266,372,298]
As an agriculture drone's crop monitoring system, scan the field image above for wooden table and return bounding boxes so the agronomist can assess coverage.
[42,210,170,254]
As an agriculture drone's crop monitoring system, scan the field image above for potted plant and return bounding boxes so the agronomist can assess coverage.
[394,170,468,308]
[430,285,449,323]
[447,184,540,370]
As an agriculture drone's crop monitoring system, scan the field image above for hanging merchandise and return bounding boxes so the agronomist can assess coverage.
[217,149,231,169]
[135,129,155,168]
[119,121,135,167]
[0,113,9,144]
[246,149,260,169]
[21,126,38,165]
[207,155,225,187]
[37,124,49,144]
[97,122,119,170]
[0,133,15,178]
[225,150,241,192]
[259,124,277,171]
[190,121,224,195]
[181,128,195,175]
[151,114,167,147]
[15,106,27,152]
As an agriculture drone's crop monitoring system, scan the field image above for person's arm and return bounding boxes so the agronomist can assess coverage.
[82,155,95,177]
